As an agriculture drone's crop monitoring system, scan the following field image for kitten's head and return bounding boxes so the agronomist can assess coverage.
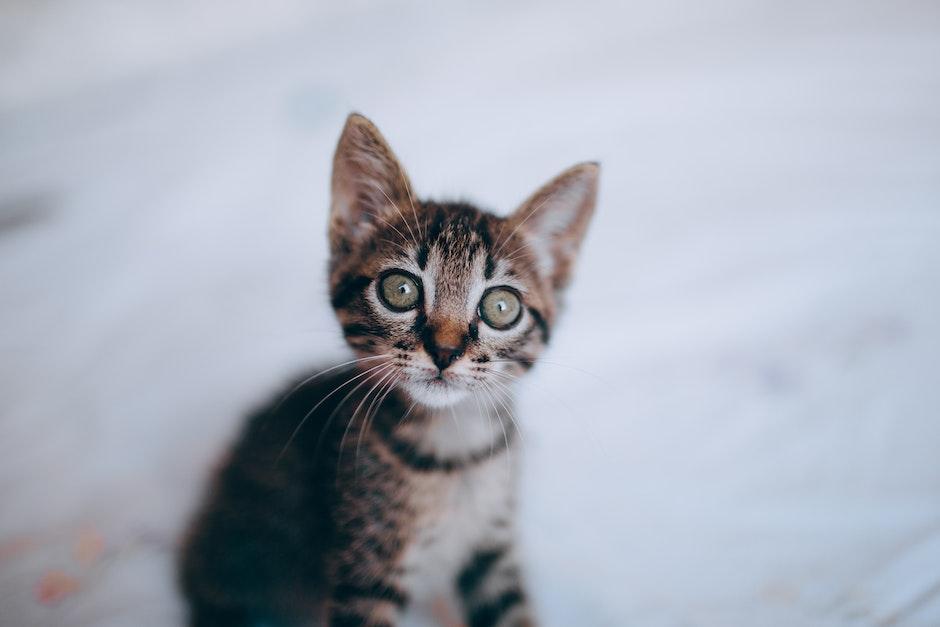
[328,114,598,408]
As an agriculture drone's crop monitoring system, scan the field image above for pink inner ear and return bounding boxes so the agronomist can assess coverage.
[510,163,599,289]
[329,114,417,253]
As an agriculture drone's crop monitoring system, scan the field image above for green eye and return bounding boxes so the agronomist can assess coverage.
[479,287,522,330]
[378,271,422,311]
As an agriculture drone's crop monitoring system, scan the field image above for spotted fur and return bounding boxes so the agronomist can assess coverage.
[179,114,598,626]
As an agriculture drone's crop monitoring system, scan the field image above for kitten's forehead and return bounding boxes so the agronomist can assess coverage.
[425,234,486,318]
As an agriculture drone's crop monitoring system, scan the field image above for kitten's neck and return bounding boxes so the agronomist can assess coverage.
[390,390,515,461]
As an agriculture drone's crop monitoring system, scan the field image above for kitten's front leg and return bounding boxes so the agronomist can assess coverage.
[457,544,536,627]
[326,577,408,627]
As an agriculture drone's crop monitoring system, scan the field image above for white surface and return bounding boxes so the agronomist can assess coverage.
[1,1,939,625]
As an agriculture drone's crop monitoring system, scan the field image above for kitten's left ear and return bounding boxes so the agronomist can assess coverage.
[508,162,599,290]
[330,113,416,255]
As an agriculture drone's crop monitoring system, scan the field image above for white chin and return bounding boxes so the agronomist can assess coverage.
[404,379,470,408]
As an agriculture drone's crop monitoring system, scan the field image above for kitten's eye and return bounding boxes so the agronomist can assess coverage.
[378,271,422,311]
[479,287,522,330]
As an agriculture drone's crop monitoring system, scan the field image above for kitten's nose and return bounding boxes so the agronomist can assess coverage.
[423,320,466,371]
[429,344,462,371]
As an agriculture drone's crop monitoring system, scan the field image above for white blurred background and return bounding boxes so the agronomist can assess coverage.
[1,1,939,625]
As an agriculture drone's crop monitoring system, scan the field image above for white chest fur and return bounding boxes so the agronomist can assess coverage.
[397,399,517,602]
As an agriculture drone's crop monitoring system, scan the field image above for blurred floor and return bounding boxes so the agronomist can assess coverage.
[1,1,940,625]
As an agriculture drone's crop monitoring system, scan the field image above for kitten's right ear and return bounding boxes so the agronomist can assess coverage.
[330,113,416,255]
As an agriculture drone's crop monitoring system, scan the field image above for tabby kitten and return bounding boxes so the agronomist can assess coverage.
[179,114,598,627]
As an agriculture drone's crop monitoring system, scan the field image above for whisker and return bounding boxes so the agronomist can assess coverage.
[396,399,419,428]
[277,361,393,463]
[272,355,388,413]
[486,358,612,387]
[448,402,463,439]
[489,367,608,460]
[492,189,558,256]
[379,238,412,256]
[355,372,401,468]
[363,210,413,249]
[470,389,496,457]
[485,377,527,446]
[400,171,423,240]
[338,365,399,466]
[367,180,418,249]
[340,156,421,242]
[479,380,512,476]
[497,236,540,265]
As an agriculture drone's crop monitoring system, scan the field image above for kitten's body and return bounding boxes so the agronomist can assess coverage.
[181,368,519,626]
[180,115,598,626]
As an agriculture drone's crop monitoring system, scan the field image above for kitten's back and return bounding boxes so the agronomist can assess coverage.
[178,366,364,626]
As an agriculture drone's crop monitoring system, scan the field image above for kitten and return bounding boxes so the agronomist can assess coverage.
[179,114,598,627]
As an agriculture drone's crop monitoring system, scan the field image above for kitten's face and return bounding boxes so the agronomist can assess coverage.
[328,114,598,408]
[331,202,549,408]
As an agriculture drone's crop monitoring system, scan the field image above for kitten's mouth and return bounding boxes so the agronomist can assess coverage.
[423,373,457,391]
[403,371,469,408]
[428,375,450,388]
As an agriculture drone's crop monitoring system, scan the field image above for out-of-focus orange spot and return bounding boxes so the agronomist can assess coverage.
[762,579,800,603]
[432,596,465,627]
[73,528,105,566]
[0,536,37,561]
[35,570,80,606]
